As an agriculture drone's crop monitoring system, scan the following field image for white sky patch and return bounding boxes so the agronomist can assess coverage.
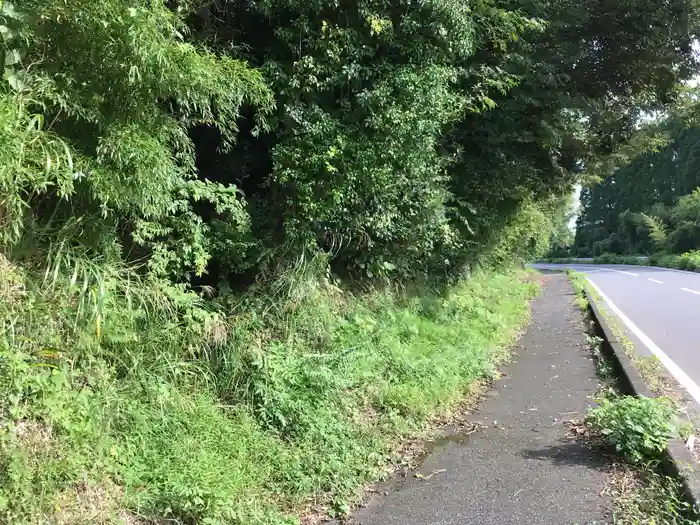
[569,184,582,231]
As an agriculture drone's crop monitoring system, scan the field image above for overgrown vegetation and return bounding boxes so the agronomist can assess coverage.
[587,395,676,464]
[566,269,589,311]
[0,254,538,523]
[3,0,700,522]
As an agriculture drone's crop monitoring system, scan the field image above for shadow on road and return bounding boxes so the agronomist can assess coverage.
[521,440,610,471]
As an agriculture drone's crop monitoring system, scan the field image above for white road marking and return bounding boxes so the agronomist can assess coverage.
[586,277,700,406]
[643,265,700,276]
[681,287,700,296]
[607,269,639,277]
[648,279,664,284]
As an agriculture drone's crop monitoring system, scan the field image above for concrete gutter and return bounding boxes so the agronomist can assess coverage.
[586,290,700,511]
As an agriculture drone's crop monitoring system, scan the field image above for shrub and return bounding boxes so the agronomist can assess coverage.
[678,250,700,271]
[594,253,621,264]
[621,255,643,265]
[656,253,679,268]
[586,395,676,464]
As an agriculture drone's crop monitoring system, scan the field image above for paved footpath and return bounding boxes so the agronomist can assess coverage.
[349,274,611,525]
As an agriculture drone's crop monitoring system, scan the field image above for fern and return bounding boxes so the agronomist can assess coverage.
[640,213,668,251]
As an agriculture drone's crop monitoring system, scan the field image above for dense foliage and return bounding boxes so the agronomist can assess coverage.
[1,0,275,281]
[575,123,700,256]
[4,0,699,282]
[2,0,700,522]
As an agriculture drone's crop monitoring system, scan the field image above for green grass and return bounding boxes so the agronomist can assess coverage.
[0,254,539,524]
[566,269,589,311]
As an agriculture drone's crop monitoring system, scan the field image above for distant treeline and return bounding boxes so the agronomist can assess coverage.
[575,125,700,257]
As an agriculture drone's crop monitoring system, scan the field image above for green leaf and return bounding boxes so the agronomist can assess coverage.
[3,48,20,66]
[5,69,23,91]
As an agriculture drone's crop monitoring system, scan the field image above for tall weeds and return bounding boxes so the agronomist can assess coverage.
[0,255,538,524]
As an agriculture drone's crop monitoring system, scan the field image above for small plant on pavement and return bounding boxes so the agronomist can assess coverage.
[587,395,676,464]
[586,335,615,379]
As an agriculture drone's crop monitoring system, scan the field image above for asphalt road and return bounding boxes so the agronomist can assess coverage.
[534,263,700,405]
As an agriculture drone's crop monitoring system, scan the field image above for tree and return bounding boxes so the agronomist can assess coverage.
[189,0,700,280]
[4,0,700,283]
[575,117,700,256]
[546,195,576,257]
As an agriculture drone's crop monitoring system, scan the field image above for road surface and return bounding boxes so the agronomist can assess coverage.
[533,263,700,406]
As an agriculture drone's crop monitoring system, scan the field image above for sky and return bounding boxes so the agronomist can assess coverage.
[569,185,582,230]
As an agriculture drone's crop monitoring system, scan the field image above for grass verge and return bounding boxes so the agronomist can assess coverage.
[0,255,539,524]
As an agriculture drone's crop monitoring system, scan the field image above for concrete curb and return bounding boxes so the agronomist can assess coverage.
[585,289,700,511]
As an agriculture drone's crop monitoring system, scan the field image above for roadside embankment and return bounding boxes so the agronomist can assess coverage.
[0,258,538,524]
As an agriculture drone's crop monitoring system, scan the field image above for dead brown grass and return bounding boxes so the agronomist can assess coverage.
[50,478,142,525]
